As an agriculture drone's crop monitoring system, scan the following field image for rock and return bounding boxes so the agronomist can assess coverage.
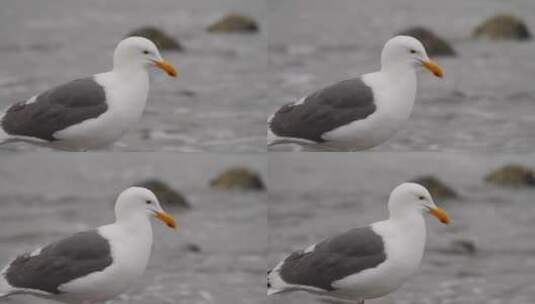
[126,26,183,51]
[210,167,265,191]
[450,239,477,255]
[472,14,531,41]
[433,239,477,256]
[207,13,259,33]
[184,243,202,253]
[397,26,456,56]
[135,179,191,209]
[410,175,458,199]
[484,164,535,187]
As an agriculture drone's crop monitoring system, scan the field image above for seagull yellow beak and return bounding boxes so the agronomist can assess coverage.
[429,207,450,224]
[422,60,444,78]
[155,211,178,230]
[153,60,179,78]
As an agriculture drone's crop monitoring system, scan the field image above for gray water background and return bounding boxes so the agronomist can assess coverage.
[0,0,267,152]
[0,154,267,304]
[267,153,535,304]
[268,0,535,152]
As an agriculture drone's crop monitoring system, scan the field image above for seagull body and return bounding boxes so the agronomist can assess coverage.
[267,183,450,303]
[0,37,178,151]
[0,187,177,304]
[268,36,444,151]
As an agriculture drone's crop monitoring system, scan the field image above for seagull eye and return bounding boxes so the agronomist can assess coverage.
[410,49,417,54]
[146,200,152,204]
[418,196,425,200]
[142,50,150,55]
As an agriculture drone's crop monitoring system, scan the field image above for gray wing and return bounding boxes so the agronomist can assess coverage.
[278,227,386,291]
[1,77,108,141]
[3,230,113,294]
[269,78,376,143]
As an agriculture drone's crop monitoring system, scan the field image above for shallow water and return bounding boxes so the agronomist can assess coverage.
[0,0,267,152]
[268,0,535,152]
[1,0,534,152]
[267,153,535,304]
[0,154,267,304]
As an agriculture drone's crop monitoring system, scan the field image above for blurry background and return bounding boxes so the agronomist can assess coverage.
[0,153,267,304]
[268,0,535,152]
[0,0,267,152]
[267,153,535,304]
[1,0,534,152]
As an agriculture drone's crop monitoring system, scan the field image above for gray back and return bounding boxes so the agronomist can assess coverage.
[270,78,376,143]
[4,230,113,294]
[279,227,386,291]
[2,77,108,141]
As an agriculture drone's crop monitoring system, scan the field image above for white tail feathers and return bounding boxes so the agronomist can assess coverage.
[267,262,287,296]
[0,273,12,299]
[0,112,9,144]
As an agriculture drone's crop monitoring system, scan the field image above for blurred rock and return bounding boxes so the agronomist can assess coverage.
[207,13,259,33]
[210,167,265,191]
[472,14,531,41]
[410,175,458,199]
[178,89,197,98]
[485,164,535,187]
[433,239,477,256]
[126,26,184,51]
[397,26,456,56]
[184,242,202,253]
[135,179,191,209]
[450,239,477,255]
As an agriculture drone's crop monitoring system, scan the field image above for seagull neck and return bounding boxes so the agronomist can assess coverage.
[388,208,425,226]
[380,62,415,78]
[112,64,148,80]
[115,213,152,233]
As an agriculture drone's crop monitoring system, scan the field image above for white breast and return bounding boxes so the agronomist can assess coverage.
[321,69,417,150]
[53,70,149,150]
[58,220,153,302]
[331,217,426,299]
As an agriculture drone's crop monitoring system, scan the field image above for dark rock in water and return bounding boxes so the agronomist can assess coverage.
[472,14,532,41]
[485,164,535,187]
[184,243,202,253]
[410,175,458,199]
[126,26,183,51]
[135,179,191,209]
[450,239,477,255]
[207,13,259,33]
[178,89,197,98]
[210,167,265,191]
[397,26,456,56]
[433,239,477,256]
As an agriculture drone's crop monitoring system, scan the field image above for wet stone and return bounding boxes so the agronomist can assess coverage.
[397,26,456,56]
[210,167,265,191]
[126,26,184,51]
[484,164,535,187]
[207,13,260,33]
[473,14,532,41]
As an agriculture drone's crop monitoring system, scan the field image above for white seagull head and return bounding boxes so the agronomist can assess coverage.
[113,36,178,77]
[387,183,450,224]
[114,186,177,229]
[380,35,444,78]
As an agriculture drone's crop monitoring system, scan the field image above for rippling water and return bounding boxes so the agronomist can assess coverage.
[0,0,267,152]
[268,0,535,152]
[0,154,267,304]
[267,153,535,304]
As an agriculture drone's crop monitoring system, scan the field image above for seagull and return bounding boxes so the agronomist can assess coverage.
[268,36,444,151]
[267,183,450,304]
[0,187,177,304]
[0,37,178,151]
